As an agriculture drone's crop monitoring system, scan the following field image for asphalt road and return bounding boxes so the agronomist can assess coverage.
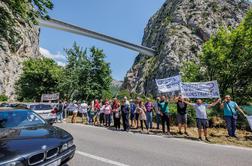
[56,123,252,166]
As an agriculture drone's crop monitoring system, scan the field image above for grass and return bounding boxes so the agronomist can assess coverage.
[65,116,252,148]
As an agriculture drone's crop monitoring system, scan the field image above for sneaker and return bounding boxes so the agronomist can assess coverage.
[185,132,189,136]
[198,137,203,141]
[178,131,183,135]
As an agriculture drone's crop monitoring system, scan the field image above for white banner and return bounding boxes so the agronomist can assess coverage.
[41,93,60,101]
[155,75,181,93]
[247,116,252,131]
[181,81,220,98]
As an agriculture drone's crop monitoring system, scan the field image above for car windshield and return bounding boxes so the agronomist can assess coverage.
[0,110,45,128]
[30,104,52,110]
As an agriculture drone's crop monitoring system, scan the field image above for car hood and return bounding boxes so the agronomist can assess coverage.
[0,125,72,163]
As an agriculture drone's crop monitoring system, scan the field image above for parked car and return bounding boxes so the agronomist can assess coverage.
[28,103,57,123]
[0,103,10,107]
[0,108,76,165]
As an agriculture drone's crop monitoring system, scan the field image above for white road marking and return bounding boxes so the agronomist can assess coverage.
[76,150,130,166]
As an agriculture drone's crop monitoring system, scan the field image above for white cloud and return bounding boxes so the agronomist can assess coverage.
[39,47,66,66]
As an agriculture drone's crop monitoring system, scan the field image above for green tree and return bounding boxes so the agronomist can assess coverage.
[15,57,63,101]
[59,43,112,101]
[0,0,53,51]
[89,47,112,99]
[181,9,252,104]
[0,94,8,102]
[59,42,91,100]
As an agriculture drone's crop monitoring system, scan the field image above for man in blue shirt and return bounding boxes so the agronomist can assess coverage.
[220,95,246,138]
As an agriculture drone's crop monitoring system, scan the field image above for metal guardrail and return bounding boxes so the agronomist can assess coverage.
[39,18,156,56]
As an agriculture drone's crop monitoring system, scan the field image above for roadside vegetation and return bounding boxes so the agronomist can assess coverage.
[0,0,53,51]
[181,9,252,104]
[15,42,112,102]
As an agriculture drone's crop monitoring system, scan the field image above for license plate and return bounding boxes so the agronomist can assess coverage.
[47,159,61,166]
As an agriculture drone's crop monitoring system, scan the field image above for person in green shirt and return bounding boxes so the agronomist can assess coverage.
[158,96,170,134]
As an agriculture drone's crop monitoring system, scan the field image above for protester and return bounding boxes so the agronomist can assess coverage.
[56,100,64,123]
[99,99,104,125]
[121,96,130,131]
[94,99,100,125]
[184,98,220,141]
[112,98,121,130]
[158,96,170,134]
[109,99,114,125]
[134,97,141,129]
[99,101,105,126]
[145,98,154,129]
[80,101,88,124]
[137,100,149,133]
[130,99,136,128]
[71,101,79,123]
[176,96,188,135]
[102,100,112,127]
[154,97,161,129]
[88,100,95,125]
[63,100,68,120]
[220,95,246,138]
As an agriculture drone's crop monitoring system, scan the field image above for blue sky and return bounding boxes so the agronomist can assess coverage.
[39,0,165,80]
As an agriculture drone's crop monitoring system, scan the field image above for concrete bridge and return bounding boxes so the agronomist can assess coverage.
[39,18,156,56]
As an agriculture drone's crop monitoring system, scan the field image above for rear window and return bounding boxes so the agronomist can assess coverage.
[30,104,52,110]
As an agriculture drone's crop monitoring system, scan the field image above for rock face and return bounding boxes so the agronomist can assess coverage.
[0,1,40,100]
[122,0,251,96]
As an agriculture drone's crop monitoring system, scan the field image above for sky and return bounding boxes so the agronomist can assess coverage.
[39,0,165,80]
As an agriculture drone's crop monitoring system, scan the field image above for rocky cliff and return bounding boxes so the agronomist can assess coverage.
[0,1,40,100]
[122,0,251,96]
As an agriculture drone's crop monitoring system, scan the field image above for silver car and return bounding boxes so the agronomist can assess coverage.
[29,103,57,122]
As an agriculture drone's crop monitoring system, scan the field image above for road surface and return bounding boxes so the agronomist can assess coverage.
[56,123,252,166]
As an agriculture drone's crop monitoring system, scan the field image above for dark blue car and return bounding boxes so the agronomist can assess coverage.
[0,109,75,166]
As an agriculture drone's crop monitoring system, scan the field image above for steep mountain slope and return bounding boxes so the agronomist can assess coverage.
[122,0,251,95]
[0,1,40,100]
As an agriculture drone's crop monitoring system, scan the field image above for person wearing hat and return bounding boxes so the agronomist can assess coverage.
[121,96,130,131]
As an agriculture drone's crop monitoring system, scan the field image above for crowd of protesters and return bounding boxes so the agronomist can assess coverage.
[55,95,248,141]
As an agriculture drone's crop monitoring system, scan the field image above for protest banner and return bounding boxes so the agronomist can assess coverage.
[246,116,252,131]
[41,93,60,102]
[155,75,181,93]
[180,81,220,98]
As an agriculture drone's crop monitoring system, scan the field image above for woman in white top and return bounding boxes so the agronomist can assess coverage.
[136,101,149,132]
[80,101,88,124]
[71,101,79,123]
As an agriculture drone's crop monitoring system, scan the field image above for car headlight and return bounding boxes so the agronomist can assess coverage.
[60,140,74,152]
[5,161,24,166]
[60,143,68,152]
[67,140,74,148]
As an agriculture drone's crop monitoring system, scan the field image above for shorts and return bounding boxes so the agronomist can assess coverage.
[130,113,135,120]
[196,119,209,129]
[177,114,187,124]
